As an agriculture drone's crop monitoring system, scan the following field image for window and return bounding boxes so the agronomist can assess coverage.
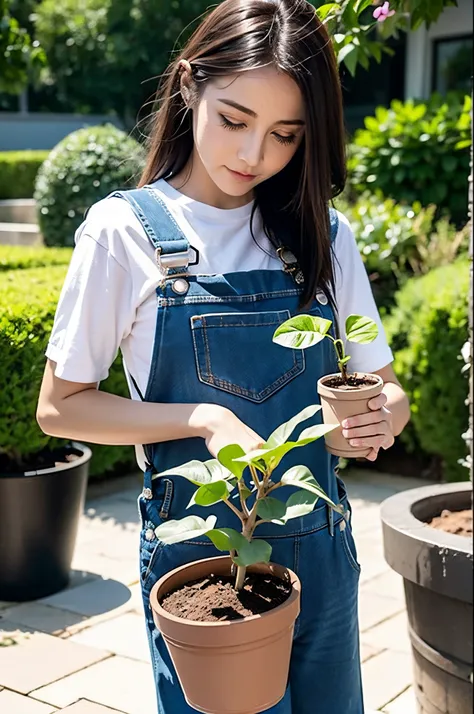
[432,35,473,95]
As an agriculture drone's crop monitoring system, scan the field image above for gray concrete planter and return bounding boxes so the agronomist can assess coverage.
[381,482,473,714]
[0,442,91,602]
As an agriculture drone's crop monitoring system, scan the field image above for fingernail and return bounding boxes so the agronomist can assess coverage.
[342,430,349,438]
[350,440,360,447]
[342,420,349,428]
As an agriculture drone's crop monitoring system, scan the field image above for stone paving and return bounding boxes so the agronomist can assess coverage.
[0,468,428,714]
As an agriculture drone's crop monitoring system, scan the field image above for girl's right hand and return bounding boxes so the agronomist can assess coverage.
[191,404,264,458]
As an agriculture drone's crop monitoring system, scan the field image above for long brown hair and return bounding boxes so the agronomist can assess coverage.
[139,0,347,307]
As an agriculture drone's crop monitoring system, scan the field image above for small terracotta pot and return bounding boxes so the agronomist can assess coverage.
[149,556,301,714]
[317,372,384,458]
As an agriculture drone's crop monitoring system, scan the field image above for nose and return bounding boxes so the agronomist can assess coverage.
[237,131,264,169]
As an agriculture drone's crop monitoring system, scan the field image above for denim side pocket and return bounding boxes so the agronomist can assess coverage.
[339,520,361,575]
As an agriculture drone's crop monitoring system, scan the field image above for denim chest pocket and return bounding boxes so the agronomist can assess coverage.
[190,310,305,403]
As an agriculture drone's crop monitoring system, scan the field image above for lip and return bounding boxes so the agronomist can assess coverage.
[226,168,257,182]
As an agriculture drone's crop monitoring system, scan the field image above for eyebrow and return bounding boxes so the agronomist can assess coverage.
[217,99,305,126]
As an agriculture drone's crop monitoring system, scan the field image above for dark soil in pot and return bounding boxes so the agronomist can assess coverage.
[428,508,473,537]
[322,374,379,390]
[161,571,292,622]
[0,444,82,475]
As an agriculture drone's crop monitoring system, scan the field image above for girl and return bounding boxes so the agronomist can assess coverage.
[37,1,410,712]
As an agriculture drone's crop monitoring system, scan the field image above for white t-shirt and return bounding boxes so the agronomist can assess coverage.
[46,179,393,463]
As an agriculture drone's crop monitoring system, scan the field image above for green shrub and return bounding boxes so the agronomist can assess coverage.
[385,260,469,481]
[0,151,50,200]
[335,192,469,309]
[0,245,72,271]
[34,124,146,247]
[348,94,472,225]
[0,265,135,478]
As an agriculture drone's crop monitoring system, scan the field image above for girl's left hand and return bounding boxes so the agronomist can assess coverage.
[341,392,394,462]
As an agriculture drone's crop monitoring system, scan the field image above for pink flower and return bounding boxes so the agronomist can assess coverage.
[373,1,395,22]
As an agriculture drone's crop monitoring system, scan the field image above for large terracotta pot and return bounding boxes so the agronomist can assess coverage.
[149,556,301,714]
[317,373,384,458]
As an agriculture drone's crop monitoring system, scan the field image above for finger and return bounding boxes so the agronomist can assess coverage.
[342,410,386,429]
[343,422,390,440]
[365,448,379,462]
[368,393,387,410]
[347,435,389,450]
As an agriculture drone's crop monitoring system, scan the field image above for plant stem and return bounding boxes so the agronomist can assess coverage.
[249,464,261,491]
[237,481,250,518]
[235,565,246,591]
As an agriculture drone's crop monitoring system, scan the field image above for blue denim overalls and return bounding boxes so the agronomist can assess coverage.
[110,187,364,714]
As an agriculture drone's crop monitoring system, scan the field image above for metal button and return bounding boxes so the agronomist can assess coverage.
[172,278,189,295]
[316,290,328,305]
[145,528,155,541]
[142,487,153,500]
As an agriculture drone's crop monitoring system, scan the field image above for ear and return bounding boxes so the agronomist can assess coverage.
[178,59,193,107]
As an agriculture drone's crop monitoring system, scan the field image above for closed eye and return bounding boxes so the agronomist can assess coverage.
[220,115,297,146]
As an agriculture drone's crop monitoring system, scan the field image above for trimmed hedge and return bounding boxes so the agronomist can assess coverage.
[385,260,469,481]
[0,265,135,478]
[348,94,472,226]
[0,245,72,272]
[34,124,146,247]
[0,151,50,200]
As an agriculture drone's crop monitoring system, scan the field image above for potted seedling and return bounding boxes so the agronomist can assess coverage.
[149,405,342,714]
[273,314,383,458]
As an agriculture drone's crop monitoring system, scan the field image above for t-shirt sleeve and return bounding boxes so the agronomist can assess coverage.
[46,226,135,383]
[333,211,393,373]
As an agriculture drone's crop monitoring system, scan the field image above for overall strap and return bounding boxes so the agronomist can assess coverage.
[109,186,194,279]
[329,207,339,245]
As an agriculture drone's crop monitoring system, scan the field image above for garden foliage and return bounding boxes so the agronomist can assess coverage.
[0,259,134,477]
[386,259,470,481]
[34,124,145,247]
[336,192,470,309]
[348,94,472,225]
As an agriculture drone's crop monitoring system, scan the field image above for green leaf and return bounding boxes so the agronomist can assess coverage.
[345,315,378,344]
[266,404,322,448]
[280,466,344,513]
[190,480,229,508]
[339,43,359,77]
[155,515,217,545]
[354,0,375,14]
[204,459,234,482]
[273,314,332,349]
[257,497,287,522]
[234,423,336,471]
[217,443,247,480]
[207,528,247,552]
[283,491,319,522]
[156,460,214,485]
[233,539,272,567]
[455,139,472,150]
[315,2,339,21]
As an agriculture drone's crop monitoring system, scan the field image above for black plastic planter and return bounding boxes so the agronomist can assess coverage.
[0,442,91,602]
[381,482,473,714]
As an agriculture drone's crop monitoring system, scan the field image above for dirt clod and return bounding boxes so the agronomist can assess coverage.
[323,374,379,390]
[428,508,472,537]
[160,572,292,622]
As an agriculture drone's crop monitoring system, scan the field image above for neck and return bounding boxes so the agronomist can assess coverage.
[168,150,253,209]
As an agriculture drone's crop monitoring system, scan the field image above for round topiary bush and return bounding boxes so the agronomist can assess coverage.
[34,124,146,247]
